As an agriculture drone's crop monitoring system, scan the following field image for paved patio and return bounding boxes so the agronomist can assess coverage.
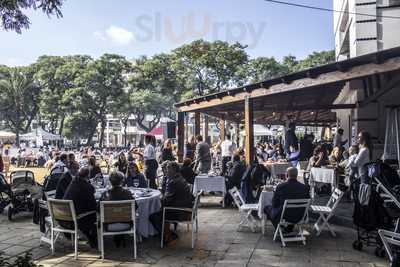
[0,197,389,267]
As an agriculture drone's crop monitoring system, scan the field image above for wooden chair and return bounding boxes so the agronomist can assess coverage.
[99,200,137,260]
[161,191,202,248]
[47,199,95,259]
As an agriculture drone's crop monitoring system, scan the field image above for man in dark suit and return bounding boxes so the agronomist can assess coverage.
[62,167,98,248]
[264,167,309,229]
[150,161,194,244]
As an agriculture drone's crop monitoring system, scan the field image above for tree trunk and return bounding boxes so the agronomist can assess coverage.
[99,119,107,148]
[87,126,97,147]
[16,129,20,146]
[123,120,128,148]
[58,116,65,136]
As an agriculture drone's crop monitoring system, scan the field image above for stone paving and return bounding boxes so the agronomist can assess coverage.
[0,197,390,267]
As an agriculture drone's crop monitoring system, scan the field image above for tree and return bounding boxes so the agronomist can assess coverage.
[35,55,91,134]
[0,66,41,144]
[113,91,132,147]
[0,0,64,33]
[65,54,131,146]
[296,50,335,70]
[237,57,289,85]
[172,40,248,96]
[129,90,166,133]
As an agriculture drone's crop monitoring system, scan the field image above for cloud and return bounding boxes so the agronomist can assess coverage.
[94,26,134,46]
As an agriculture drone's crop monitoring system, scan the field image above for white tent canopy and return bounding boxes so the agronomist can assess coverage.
[0,131,16,141]
[20,128,63,142]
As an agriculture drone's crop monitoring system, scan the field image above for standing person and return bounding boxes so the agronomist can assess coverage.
[161,139,176,163]
[184,136,196,161]
[284,122,298,155]
[194,135,212,174]
[349,131,373,180]
[219,134,236,176]
[333,128,348,148]
[144,135,158,189]
[287,144,301,168]
[0,153,3,173]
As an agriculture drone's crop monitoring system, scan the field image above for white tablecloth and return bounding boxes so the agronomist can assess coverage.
[258,191,274,219]
[310,167,336,185]
[193,175,226,194]
[265,163,291,178]
[95,187,161,238]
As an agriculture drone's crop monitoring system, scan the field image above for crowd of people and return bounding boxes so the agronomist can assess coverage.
[1,126,377,248]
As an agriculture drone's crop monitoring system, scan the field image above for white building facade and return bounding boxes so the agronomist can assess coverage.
[333,0,400,155]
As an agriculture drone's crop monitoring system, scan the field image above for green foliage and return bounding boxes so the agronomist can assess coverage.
[0,0,64,33]
[0,66,41,144]
[0,252,42,267]
[172,40,248,95]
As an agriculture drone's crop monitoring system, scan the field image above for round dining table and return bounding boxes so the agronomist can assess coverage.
[94,187,162,238]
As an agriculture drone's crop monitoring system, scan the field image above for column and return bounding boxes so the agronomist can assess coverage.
[194,112,201,137]
[219,119,226,141]
[244,97,254,165]
[177,112,185,163]
[235,123,240,146]
[203,115,209,144]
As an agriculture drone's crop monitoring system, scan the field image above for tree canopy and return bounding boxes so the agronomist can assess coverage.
[0,0,64,33]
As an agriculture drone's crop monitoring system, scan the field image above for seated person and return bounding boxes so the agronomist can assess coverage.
[307,146,328,171]
[264,167,310,231]
[125,161,148,188]
[88,156,102,179]
[329,146,343,166]
[149,161,194,244]
[100,171,135,248]
[225,155,246,206]
[180,158,197,185]
[55,171,73,199]
[62,167,98,248]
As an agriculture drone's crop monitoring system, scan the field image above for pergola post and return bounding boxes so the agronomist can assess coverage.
[219,119,225,141]
[235,123,240,146]
[177,112,185,163]
[203,115,209,144]
[194,112,201,137]
[244,97,254,165]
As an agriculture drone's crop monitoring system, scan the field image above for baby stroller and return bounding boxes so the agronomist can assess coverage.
[0,173,11,214]
[7,170,41,221]
[352,161,400,257]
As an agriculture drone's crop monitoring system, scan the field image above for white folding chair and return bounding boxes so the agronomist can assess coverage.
[229,187,259,232]
[161,191,202,248]
[47,199,95,259]
[39,190,56,247]
[273,199,311,247]
[311,188,344,237]
[99,200,137,260]
[379,229,400,265]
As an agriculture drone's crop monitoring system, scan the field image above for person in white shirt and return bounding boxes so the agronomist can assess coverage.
[51,153,69,174]
[144,135,158,189]
[219,135,236,176]
[349,131,373,180]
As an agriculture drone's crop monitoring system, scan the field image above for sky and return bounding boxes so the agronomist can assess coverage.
[0,0,335,66]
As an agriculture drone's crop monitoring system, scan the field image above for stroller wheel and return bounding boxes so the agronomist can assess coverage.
[352,240,363,251]
[7,206,13,221]
[375,247,385,258]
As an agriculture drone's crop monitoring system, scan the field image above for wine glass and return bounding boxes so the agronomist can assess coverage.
[133,179,140,188]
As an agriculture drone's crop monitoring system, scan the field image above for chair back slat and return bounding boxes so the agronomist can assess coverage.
[327,188,344,210]
[48,199,74,222]
[193,190,202,212]
[229,187,244,209]
[281,199,310,224]
[101,200,135,224]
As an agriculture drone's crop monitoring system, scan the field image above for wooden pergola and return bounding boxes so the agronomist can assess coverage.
[175,47,400,165]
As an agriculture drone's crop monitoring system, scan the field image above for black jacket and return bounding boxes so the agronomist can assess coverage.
[180,165,196,185]
[161,148,175,162]
[271,179,310,223]
[63,177,97,216]
[163,175,194,208]
[55,172,73,199]
[227,161,246,188]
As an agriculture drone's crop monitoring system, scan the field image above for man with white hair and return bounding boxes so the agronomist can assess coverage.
[264,167,310,230]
